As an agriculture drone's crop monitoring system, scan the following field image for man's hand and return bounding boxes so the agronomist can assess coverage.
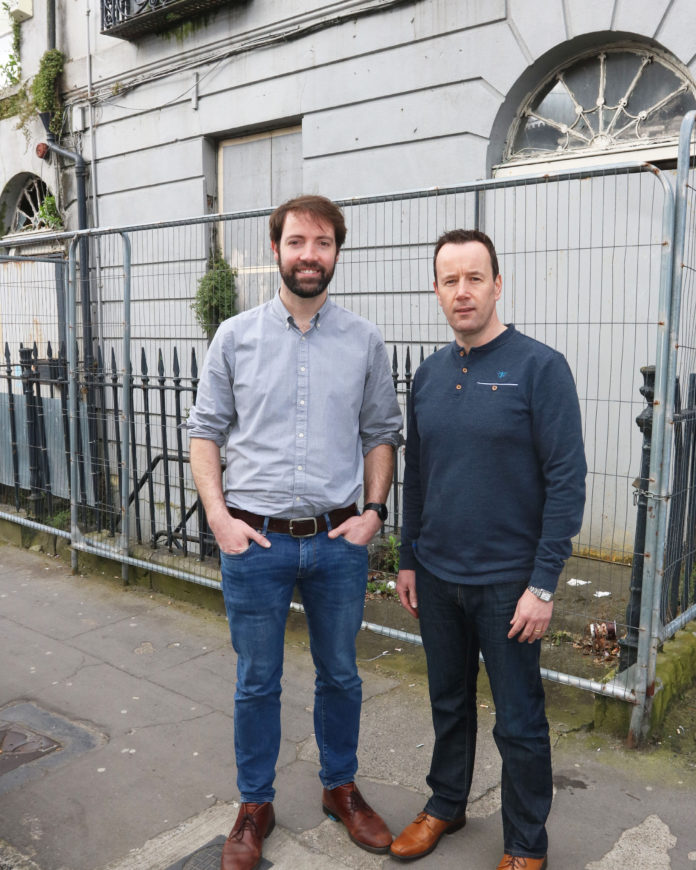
[328,509,382,546]
[207,509,271,556]
[396,569,418,618]
[508,589,553,643]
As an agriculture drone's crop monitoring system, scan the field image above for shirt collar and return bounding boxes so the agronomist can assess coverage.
[451,324,516,359]
[270,289,334,331]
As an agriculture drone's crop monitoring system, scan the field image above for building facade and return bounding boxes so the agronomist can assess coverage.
[1,0,695,235]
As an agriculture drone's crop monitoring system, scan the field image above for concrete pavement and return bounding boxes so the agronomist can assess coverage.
[1,543,695,870]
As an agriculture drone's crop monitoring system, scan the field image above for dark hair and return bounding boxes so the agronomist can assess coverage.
[432,229,499,282]
[269,195,347,251]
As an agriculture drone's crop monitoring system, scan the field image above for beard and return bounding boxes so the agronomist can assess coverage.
[278,256,336,299]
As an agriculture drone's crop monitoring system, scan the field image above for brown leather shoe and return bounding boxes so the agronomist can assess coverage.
[496,855,548,870]
[220,802,275,870]
[389,811,466,861]
[322,782,392,854]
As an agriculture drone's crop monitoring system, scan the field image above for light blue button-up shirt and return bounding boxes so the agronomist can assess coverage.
[187,292,402,518]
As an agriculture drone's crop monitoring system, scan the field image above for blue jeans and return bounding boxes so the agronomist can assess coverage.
[220,529,368,803]
[416,563,551,859]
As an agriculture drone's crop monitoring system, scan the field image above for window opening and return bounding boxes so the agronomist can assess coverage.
[9,175,59,233]
[503,47,696,170]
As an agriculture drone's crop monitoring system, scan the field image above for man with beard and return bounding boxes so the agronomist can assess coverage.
[188,195,402,870]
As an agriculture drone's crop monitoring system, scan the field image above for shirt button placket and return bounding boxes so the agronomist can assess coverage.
[294,335,309,506]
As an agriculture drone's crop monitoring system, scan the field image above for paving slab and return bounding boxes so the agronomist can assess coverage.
[1,545,695,870]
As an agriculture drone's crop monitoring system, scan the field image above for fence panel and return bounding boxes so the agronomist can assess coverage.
[660,111,696,639]
[0,162,676,701]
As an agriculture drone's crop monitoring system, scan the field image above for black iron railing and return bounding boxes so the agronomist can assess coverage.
[1,341,418,563]
[101,0,235,39]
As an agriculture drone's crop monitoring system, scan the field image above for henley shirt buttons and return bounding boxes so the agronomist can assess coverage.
[462,367,468,373]
[492,385,498,391]
[456,384,462,390]
[459,350,465,357]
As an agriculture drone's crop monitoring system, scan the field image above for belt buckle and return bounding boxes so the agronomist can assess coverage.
[289,516,318,538]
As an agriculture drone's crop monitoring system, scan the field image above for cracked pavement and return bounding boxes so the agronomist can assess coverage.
[0,544,695,869]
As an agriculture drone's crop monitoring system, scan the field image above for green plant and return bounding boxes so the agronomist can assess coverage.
[0,2,22,87]
[32,48,65,135]
[36,194,63,230]
[549,629,574,647]
[366,577,398,598]
[46,508,71,530]
[383,534,400,572]
[192,248,237,337]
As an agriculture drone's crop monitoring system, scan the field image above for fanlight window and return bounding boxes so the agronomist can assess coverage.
[506,48,696,164]
[9,176,56,233]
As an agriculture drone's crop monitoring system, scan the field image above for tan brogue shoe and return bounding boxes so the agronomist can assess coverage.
[496,854,548,870]
[390,811,466,861]
[322,782,392,854]
[220,802,275,870]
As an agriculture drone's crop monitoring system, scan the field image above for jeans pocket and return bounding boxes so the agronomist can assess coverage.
[220,542,256,559]
[334,535,367,552]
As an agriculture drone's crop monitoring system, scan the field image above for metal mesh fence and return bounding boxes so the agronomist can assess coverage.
[0,162,677,691]
[661,112,696,637]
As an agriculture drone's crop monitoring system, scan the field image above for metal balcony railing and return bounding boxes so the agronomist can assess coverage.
[101,0,233,39]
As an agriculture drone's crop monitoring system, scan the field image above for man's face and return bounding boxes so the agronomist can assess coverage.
[433,241,502,347]
[272,210,339,299]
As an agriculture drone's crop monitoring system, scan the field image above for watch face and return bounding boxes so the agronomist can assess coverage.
[365,503,388,521]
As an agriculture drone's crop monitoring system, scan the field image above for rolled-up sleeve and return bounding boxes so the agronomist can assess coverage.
[186,325,237,446]
[359,331,403,455]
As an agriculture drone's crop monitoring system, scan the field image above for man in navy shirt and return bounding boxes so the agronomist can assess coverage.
[390,230,586,870]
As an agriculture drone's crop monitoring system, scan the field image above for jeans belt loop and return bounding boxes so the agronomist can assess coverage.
[288,516,318,538]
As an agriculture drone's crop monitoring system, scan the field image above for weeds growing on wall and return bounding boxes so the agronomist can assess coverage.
[0,2,21,86]
[32,49,65,136]
[192,248,237,338]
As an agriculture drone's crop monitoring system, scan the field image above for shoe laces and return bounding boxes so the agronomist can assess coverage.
[500,857,531,869]
[229,808,261,841]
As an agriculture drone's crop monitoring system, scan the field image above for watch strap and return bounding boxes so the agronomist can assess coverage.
[363,502,388,522]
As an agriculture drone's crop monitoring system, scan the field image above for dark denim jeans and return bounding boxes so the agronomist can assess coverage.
[220,529,368,803]
[416,563,551,859]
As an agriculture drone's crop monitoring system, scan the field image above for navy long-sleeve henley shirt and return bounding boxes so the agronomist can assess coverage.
[400,325,586,593]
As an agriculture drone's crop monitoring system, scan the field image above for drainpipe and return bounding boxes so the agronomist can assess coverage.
[47,0,56,50]
[37,120,93,371]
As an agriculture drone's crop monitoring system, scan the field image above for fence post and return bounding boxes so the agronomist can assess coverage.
[619,365,654,671]
[4,343,21,510]
[119,232,132,584]
[20,345,43,516]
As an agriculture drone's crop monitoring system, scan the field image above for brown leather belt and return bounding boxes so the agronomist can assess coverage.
[227,503,358,538]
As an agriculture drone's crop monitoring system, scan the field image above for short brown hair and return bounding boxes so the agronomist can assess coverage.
[433,229,499,282]
[269,195,347,251]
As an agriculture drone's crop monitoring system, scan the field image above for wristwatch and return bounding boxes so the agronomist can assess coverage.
[527,585,554,602]
[363,502,388,523]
